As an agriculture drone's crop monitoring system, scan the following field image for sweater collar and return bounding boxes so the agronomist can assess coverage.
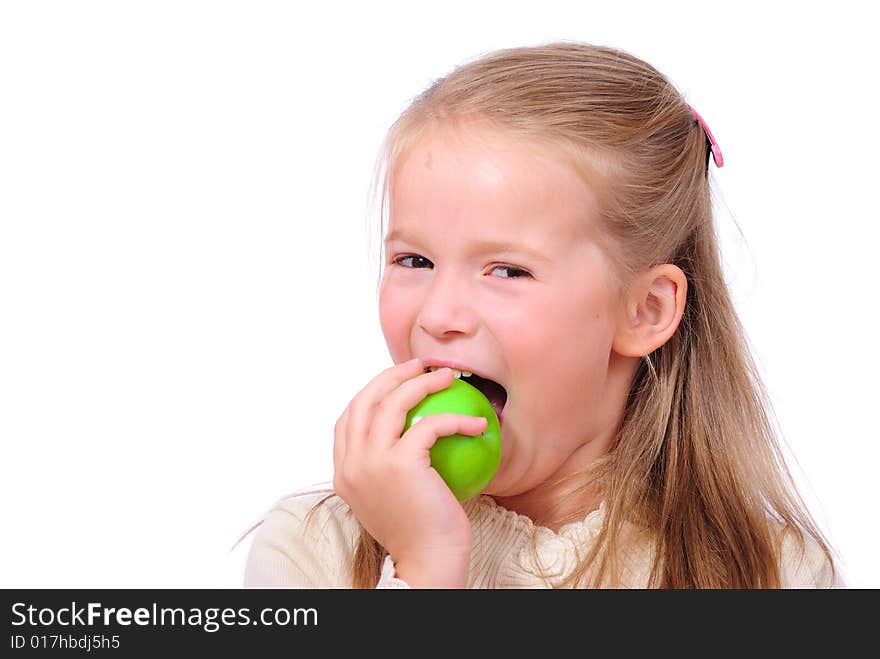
[466,494,606,540]
[461,494,606,586]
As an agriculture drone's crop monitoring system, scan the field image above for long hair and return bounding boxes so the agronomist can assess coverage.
[250,41,837,588]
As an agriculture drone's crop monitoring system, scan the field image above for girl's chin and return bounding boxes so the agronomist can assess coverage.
[482,468,511,497]
[481,477,500,497]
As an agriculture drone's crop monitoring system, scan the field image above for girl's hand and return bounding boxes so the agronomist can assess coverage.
[332,358,487,587]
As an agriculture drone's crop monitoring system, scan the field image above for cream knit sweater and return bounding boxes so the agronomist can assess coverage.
[242,489,842,589]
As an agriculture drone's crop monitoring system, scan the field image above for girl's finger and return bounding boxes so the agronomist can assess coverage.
[364,367,460,453]
[332,400,351,476]
[393,412,489,463]
[345,358,425,462]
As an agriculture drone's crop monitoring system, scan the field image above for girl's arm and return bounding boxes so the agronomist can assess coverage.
[242,491,420,589]
[243,493,354,588]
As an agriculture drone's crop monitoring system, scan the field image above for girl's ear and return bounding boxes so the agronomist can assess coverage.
[611,264,687,358]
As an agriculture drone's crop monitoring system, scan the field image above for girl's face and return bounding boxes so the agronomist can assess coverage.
[379,122,637,498]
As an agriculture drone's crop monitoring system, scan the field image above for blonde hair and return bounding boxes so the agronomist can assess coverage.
[243,41,838,588]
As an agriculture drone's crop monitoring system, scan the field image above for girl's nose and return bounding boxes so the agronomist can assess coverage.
[416,272,479,338]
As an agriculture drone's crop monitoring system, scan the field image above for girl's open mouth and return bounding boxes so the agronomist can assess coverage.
[463,372,508,424]
[424,365,509,424]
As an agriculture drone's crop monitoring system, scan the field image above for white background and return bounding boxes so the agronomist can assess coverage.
[1,1,876,588]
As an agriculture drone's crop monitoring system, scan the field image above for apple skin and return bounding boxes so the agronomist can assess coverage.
[402,377,502,502]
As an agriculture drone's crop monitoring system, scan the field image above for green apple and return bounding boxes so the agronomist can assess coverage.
[402,377,502,502]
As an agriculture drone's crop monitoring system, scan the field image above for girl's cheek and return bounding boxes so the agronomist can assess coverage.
[379,288,414,344]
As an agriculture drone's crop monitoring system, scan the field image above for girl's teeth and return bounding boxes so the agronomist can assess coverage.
[427,366,472,379]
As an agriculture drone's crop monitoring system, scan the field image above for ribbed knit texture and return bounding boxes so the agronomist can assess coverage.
[242,490,842,589]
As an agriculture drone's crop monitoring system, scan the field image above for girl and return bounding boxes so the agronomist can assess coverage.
[240,41,841,588]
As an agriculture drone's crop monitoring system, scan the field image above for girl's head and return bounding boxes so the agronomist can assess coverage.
[340,41,834,587]
[379,100,692,504]
[377,44,704,502]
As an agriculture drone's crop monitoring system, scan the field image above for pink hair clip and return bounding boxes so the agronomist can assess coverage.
[687,104,724,168]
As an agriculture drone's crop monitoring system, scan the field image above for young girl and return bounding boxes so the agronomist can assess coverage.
[240,41,842,589]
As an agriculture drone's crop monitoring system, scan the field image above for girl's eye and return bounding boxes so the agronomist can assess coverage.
[484,265,532,279]
[393,255,433,269]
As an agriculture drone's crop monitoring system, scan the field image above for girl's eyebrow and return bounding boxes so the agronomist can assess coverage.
[384,230,552,264]
[469,238,553,264]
